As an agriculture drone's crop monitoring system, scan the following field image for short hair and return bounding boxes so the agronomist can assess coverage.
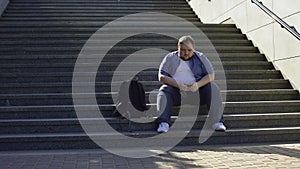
[178,35,195,48]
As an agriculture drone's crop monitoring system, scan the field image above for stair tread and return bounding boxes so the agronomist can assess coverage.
[1,100,300,109]
[0,61,272,66]
[0,127,299,139]
[0,53,263,57]
[0,79,291,86]
[0,89,297,97]
[1,112,300,123]
[0,70,281,76]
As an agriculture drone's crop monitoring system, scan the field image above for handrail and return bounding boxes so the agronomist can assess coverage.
[251,0,300,41]
[0,0,9,17]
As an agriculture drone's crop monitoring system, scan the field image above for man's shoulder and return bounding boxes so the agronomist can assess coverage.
[166,51,178,57]
[194,50,204,57]
[194,51,210,61]
[164,51,178,61]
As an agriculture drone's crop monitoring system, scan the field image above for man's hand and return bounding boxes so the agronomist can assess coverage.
[178,83,189,91]
[186,74,215,92]
[188,82,199,92]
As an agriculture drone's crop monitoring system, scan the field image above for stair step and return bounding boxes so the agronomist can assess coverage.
[10,0,186,2]
[0,22,238,29]
[0,27,242,35]
[0,79,292,94]
[0,48,259,56]
[2,14,196,21]
[9,1,188,5]
[225,113,300,129]
[11,0,186,2]
[5,4,193,9]
[0,70,283,82]
[225,100,300,114]
[225,89,299,101]
[0,46,258,52]
[7,7,193,11]
[203,127,300,145]
[0,101,299,119]
[0,16,200,22]
[0,89,298,106]
[4,9,195,14]
[0,112,299,134]
[6,3,192,7]
[9,2,189,6]
[2,13,197,18]
[0,61,273,73]
[0,127,299,150]
[0,53,266,62]
[0,25,240,30]
[0,27,240,33]
[0,39,251,47]
[0,32,247,40]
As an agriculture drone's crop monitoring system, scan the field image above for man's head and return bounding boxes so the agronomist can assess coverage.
[178,35,195,61]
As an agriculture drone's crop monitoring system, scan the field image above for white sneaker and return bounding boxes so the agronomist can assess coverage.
[157,122,169,133]
[214,122,226,131]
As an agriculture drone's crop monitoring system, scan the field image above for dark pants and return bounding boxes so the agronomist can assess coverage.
[157,82,224,125]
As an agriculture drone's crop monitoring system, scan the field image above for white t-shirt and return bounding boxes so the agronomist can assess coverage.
[172,59,196,85]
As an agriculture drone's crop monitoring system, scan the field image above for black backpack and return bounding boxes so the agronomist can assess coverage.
[113,80,148,118]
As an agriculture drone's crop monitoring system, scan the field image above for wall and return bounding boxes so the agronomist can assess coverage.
[188,0,300,90]
[0,0,9,16]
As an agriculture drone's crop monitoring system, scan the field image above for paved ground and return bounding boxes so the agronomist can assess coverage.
[0,144,299,169]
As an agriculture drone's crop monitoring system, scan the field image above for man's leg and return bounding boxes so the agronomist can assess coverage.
[199,82,225,131]
[157,85,181,132]
[157,91,173,125]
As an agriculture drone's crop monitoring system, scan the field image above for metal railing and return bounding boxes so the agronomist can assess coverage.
[251,0,300,41]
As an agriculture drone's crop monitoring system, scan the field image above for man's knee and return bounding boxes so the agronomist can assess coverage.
[210,82,220,91]
[159,84,179,93]
[200,82,220,95]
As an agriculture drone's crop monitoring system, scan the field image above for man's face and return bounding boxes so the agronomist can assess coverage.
[178,42,195,61]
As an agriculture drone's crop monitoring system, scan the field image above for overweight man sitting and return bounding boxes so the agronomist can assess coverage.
[156,35,226,133]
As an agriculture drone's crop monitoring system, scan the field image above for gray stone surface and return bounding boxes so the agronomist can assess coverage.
[0,144,299,169]
[0,0,299,151]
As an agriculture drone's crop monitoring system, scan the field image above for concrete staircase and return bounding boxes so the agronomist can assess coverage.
[0,0,299,150]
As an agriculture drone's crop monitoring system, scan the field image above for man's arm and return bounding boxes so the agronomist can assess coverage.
[188,73,215,92]
[159,74,189,91]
